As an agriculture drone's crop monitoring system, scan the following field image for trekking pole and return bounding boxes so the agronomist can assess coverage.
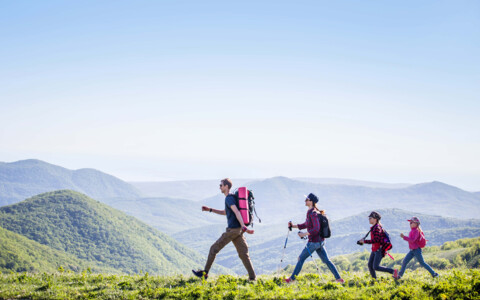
[277,221,292,276]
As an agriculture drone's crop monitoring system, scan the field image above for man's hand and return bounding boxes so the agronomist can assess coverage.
[242,226,254,234]
[400,233,404,238]
[202,206,210,212]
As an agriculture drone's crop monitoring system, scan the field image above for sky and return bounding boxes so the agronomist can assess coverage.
[1,1,479,190]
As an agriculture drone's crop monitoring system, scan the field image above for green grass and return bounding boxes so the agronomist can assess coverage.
[0,268,479,299]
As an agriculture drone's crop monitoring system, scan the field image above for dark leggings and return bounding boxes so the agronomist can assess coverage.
[368,250,394,278]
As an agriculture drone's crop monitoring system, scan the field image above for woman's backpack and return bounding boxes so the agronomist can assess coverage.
[318,213,331,238]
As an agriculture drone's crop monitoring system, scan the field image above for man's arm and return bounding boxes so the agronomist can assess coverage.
[230,205,254,234]
[202,206,226,215]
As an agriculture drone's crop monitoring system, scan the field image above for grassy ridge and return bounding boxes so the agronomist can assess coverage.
[0,269,478,299]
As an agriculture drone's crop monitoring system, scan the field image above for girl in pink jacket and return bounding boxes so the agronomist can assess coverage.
[396,217,438,279]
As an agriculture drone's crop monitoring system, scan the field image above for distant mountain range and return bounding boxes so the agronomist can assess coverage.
[201,177,480,222]
[130,178,411,201]
[0,159,141,206]
[292,178,412,189]
[0,190,229,275]
[130,179,255,200]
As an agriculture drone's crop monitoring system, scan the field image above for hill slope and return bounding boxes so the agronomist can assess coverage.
[0,159,141,206]
[0,226,118,273]
[0,190,229,275]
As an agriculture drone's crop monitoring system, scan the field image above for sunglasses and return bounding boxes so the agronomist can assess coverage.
[219,184,223,187]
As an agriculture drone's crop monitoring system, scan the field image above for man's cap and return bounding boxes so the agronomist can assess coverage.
[368,211,381,220]
[304,193,319,204]
[408,217,420,224]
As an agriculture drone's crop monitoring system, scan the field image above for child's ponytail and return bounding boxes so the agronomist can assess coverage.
[417,225,423,233]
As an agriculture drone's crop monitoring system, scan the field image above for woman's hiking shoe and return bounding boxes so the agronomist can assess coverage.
[284,278,293,284]
[335,278,345,284]
[192,269,208,279]
[393,269,399,279]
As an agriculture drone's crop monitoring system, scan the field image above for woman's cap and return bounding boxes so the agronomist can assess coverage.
[408,217,420,224]
[304,193,319,204]
[368,211,381,220]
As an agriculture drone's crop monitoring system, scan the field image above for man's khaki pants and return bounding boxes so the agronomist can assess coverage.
[205,227,256,279]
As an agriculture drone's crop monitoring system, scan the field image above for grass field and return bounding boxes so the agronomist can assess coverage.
[1,268,479,299]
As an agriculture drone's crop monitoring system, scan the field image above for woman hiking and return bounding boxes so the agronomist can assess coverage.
[284,193,344,283]
[396,217,439,279]
[358,211,398,279]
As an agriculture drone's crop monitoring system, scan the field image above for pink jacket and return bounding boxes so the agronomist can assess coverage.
[403,228,421,249]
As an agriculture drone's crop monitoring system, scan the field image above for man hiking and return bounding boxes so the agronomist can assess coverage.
[192,178,256,280]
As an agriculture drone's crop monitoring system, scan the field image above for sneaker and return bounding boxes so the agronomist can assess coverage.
[393,269,399,279]
[284,278,293,284]
[192,269,208,279]
[433,273,439,278]
[335,278,345,284]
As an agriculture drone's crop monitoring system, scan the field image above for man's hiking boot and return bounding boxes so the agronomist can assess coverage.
[284,278,293,284]
[335,278,345,284]
[192,269,208,279]
[393,269,399,279]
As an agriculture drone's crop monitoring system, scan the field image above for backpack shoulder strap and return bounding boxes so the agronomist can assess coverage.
[363,227,373,240]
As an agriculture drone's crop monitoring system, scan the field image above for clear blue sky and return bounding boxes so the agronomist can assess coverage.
[1,1,479,190]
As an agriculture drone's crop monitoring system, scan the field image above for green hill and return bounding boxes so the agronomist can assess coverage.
[0,226,118,273]
[0,159,141,206]
[0,190,229,275]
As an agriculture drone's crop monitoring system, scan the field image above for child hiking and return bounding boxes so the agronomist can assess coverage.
[358,211,398,279]
[396,217,439,279]
[284,193,344,284]
[192,178,256,281]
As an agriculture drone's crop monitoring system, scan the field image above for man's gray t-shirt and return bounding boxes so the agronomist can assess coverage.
[225,194,241,228]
